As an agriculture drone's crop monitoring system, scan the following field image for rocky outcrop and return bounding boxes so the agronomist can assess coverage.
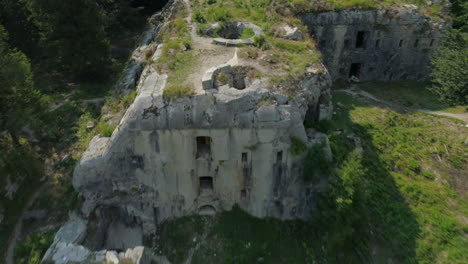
[42,214,153,264]
[302,8,449,81]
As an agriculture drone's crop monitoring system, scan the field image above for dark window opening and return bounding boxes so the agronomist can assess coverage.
[414,39,419,48]
[241,189,247,199]
[319,40,326,47]
[389,73,394,81]
[375,39,381,48]
[199,177,213,192]
[430,39,435,47]
[356,31,368,48]
[196,136,211,159]
[242,152,248,163]
[344,39,350,48]
[277,151,283,163]
[368,67,374,73]
[349,63,362,78]
[399,39,404,47]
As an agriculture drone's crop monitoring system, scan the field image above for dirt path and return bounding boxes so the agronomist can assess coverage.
[338,87,468,123]
[5,183,47,264]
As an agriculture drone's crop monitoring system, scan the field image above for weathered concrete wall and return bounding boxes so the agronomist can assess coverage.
[73,63,331,234]
[302,9,448,81]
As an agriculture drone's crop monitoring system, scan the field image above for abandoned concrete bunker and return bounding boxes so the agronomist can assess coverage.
[302,9,447,81]
[62,2,447,261]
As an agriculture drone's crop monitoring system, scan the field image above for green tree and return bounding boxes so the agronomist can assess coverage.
[429,0,468,106]
[0,0,41,57]
[430,30,468,106]
[0,25,45,144]
[27,0,112,79]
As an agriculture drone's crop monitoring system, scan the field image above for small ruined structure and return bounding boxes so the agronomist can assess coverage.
[302,7,448,81]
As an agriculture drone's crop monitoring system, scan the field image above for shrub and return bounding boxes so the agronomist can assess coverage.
[303,141,332,182]
[98,122,115,137]
[15,230,57,264]
[163,85,195,100]
[240,28,255,39]
[253,35,266,48]
[289,136,307,156]
[422,170,435,180]
[430,29,468,105]
[121,90,137,108]
[209,7,232,22]
[193,10,207,23]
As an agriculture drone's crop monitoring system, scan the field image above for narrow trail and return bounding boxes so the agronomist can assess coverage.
[5,183,47,264]
[338,87,468,123]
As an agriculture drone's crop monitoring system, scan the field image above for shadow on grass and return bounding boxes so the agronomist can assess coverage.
[152,92,421,264]
[333,80,467,114]
[306,93,421,263]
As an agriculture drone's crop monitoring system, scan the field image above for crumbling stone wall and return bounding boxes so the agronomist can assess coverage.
[302,9,448,81]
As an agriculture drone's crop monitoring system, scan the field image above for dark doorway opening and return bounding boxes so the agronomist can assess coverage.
[277,151,283,163]
[196,136,211,159]
[349,63,362,78]
[356,31,368,48]
[199,177,214,192]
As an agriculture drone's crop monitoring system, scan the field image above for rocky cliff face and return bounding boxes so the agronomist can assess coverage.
[302,7,449,81]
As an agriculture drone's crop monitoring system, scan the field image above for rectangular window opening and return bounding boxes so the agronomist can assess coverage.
[356,31,368,48]
[242,152,248,163]
[399,39,404,47]
[199,176,213,193]
[196,136,211,159]
[430,39,435,47]
[375,39,381,48]
[349,63,362,78]
[414,39,419,48]
[277,151,283,163]
[241,189,247,199]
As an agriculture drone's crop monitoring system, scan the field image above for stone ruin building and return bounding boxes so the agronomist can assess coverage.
[43,1,448,263]
[302,8,447,81]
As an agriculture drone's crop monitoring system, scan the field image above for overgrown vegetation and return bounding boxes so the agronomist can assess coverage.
[430,0,468,106]
[0,0,163,259]
[151,88,467,264]
[157,3,198,98]
[192,0,322,85]
[14,230,57,264]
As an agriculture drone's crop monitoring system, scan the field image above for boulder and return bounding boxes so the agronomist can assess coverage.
[51,243,91,264]
[23,210,47,221]
[279,25,304,41]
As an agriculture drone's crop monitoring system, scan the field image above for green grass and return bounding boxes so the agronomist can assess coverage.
[240,28,255,39]
[358,81,466,112]
[151,88,467,264]
[326,91,467,263]
[163,84,196,100]
[153,216,205,264]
